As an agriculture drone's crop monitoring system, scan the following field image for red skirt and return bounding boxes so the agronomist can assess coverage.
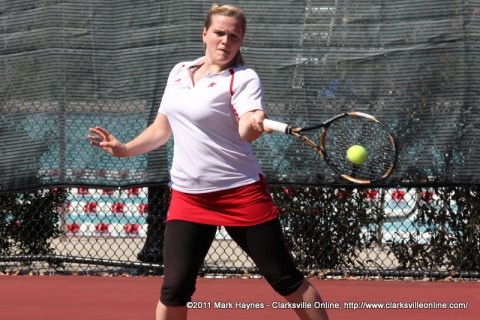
[166,179,279,226]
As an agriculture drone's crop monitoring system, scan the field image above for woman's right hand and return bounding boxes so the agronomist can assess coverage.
[87,126,128,157]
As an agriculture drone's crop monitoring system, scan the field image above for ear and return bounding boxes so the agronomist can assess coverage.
[202,27,207,43]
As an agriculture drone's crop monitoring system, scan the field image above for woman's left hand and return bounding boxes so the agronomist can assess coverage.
[238,110,272,141]
[250,111,273,133]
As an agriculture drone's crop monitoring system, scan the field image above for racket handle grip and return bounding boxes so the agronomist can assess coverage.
[263,119,289,134]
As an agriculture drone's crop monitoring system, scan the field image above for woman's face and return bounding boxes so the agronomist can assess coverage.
[203,14,243,68]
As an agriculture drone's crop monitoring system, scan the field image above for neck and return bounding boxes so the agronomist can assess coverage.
[203,64,222,74]
[201,56,225,73]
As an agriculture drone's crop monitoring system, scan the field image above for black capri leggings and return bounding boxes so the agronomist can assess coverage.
[160,218,304,306]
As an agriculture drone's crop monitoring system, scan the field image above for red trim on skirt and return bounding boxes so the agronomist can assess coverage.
[166,179,279,226]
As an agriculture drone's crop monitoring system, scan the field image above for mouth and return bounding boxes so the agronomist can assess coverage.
[217,48,230,54]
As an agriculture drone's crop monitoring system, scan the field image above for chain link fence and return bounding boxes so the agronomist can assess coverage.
[1,0,479,280]
[1,185,478,279]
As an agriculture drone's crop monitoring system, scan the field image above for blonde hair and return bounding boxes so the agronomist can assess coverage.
[204,4,246,70]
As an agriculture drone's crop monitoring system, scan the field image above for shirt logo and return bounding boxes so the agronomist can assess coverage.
[207,82,217,87]
[174,78,181,83]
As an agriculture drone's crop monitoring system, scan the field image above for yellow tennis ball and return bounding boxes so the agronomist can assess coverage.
[346,145,368,164]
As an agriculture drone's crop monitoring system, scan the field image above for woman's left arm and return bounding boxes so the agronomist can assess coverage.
[238,110,272,142]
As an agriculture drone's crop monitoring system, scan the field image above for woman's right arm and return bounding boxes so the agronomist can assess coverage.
[88,112,172,158]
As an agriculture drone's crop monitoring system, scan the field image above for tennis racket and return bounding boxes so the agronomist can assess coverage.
[263,112,397,184]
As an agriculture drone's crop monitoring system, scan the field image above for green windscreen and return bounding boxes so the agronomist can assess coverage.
[1,0,479,192]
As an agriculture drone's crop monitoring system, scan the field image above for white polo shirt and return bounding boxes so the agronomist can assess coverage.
[158,57,264,194]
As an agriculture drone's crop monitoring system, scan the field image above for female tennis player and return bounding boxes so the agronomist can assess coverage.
[88,4,329,320]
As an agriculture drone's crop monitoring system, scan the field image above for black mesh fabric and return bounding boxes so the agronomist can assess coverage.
[1,0,479,193]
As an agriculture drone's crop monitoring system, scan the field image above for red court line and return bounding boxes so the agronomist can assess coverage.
[0,276,478,319]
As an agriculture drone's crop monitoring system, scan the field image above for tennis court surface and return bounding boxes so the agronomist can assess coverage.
[1,276,478,319]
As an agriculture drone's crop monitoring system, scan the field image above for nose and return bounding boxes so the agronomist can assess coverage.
[221,34,234,45]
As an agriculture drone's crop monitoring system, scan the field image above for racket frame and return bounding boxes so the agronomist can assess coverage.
[263,112,397,184]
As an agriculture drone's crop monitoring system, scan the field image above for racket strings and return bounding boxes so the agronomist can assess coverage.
[322,116,396,182]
